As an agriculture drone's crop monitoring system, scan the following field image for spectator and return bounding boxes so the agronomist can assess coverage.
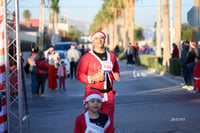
[57,61,68,91]
[45,45,58,90]
[191,56,200,93]
[171,43,179,58]
[35,51,49,97]
[133,42,139,63]
[186,42,198,89]
[67,44,80,79]
[180,40,190,89]
[27,46,38,96]
[126,42,134,65]
[114,45,120,58]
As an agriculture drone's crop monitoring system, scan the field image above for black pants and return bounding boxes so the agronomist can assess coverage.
[70,61,78,79]
[127,54,133,64]
[36,73,47,94]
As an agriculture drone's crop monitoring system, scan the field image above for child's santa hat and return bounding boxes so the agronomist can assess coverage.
[85,90,102,103]
[190,42,196,48]
[91,31,106,41]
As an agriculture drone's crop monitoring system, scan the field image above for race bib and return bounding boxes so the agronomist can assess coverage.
[102,61,113,72]
[85,127,102,133]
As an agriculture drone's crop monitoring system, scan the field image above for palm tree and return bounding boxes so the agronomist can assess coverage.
[23,9,31,22]
[128,0,135,43]
[162,0,170,66]
[51,0,60,45]
[156,0,162,57]
[194,0,199,5]
[39,0,44,49]
[174,0,181,49]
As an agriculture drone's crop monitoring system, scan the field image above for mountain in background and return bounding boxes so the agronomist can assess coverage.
[68,18,91,35]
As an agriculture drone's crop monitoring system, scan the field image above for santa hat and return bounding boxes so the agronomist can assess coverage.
[85,90,102,103]
[190,42,196,48]
[185,40,189,44]
[91,31,106,41]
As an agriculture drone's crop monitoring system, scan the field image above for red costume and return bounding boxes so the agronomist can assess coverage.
[74,112,114,133]
[76,50,120,127]
[193,61,200,91]
[172,46,179,58]
[47,54,58,90]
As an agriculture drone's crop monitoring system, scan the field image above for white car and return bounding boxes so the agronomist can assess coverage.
[54,41,78,55]
[56,51,70,76]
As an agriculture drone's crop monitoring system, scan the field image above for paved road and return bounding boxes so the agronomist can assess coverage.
[23,61,200,133]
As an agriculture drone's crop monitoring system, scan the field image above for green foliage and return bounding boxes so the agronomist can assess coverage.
[137,54,181,75]
[134,27,145,41]
[51,0,60,14]
[118,53,126,60]
[138,54,165,71]
[181,23,192,41]
[181,29,192,41]
[169,58,181,76]
[23,9,31,21]
[67,26,84,41]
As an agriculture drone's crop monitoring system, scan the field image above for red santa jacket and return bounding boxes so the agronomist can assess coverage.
[76,51,120,99]
[172,46,179,58]
[193,61,200,79]
[74,112,114,133]
[35,58,49,74]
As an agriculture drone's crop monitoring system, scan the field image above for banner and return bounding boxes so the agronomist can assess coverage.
[0,0,7,133]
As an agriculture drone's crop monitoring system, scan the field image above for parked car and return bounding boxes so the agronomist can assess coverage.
[54,41,78,55]
[56,51,70,76]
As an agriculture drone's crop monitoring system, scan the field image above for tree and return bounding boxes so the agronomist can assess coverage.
[50,0,60,45]
[134,27,144,41]
[68,26,84,41]
[23,9,31,22]
[156,0,162,57]
[174,0,181,48]
[181,23,192,41]
[162,0,170,66]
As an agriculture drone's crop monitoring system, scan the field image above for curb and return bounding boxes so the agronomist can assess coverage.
[120,60,184,83]
[148,67,184,83]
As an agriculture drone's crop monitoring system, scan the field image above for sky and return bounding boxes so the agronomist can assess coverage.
[19,0,194,29]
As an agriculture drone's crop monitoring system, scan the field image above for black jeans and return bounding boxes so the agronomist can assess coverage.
[36,73,47,94]
[70,61,78,79]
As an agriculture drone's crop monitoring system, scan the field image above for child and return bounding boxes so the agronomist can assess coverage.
[57,61,67,91]
[191,57,200,93]
[74,90,114,133]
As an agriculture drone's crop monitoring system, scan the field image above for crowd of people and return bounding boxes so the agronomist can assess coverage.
[180,40,200,93]
[24,31,200,132]
[124,42,139,65]
[27,45,65,97]
[25,30,120,133]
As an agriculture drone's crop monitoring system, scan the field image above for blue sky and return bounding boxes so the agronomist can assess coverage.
[19,0,193,28]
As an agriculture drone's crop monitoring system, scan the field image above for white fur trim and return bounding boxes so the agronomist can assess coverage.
[91,32,105,41]
[85,94,102,102]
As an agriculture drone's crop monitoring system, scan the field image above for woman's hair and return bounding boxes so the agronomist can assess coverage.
[35,50,44,60]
